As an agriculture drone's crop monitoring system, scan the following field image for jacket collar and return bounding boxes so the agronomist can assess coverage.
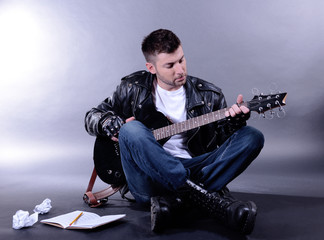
[184,76,205,110]
[137,71,205,110]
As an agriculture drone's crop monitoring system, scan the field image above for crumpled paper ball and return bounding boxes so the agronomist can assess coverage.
[12,210,38,229]
[34,198,52,214]
[12,198,52,229]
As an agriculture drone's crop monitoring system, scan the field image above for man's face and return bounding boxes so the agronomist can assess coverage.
[146,45,187,91]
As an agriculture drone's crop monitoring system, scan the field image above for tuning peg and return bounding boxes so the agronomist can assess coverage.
[251,113,257,120]
[259,113,266,119]
[277,107,286,118]
[265,111,274,120]
[252,88,260,96]
[268,82,279,94]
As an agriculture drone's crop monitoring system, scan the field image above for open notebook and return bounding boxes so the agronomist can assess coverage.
[41,210,126,229]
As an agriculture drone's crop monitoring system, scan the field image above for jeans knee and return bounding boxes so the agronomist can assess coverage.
[119,120,146,139]
[241,126,265,150]
[250,127,264,149]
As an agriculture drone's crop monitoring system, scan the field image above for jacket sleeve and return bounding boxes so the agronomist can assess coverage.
[84,82,128,137]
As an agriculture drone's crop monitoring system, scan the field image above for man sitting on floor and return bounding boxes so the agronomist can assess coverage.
[85,29,264,234]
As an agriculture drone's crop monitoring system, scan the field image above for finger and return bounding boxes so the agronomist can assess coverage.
[236,94,243,104]
[240,105,250,114]
[229,108,236,117]
[231,104,242,115]
[111,136,119,142]
[126,116,136,123]
[225,110,230,117]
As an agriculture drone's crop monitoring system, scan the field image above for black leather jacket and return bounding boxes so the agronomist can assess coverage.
[85,71,243,156]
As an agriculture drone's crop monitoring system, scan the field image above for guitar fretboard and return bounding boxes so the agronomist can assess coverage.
[152,102,247,141]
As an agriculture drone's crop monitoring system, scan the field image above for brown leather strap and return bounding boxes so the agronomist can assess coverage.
[83,168,122,207]
[86,167,98,192]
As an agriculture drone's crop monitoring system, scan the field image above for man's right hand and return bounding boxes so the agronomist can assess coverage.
[103,116,136,142]
[102,115,125,142]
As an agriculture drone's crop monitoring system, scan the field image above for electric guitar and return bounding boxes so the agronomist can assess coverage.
[93,92,287,186]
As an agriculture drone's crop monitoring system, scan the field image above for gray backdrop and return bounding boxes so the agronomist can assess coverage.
[1,0,323,198]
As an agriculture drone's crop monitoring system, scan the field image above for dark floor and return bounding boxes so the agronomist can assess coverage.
[1,150,324,240]
[1,186,324,240]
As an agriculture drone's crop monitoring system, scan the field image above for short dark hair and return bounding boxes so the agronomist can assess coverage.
[141,29,181,62]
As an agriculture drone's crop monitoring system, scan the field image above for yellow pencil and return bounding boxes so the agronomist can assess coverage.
[69,212,83,226]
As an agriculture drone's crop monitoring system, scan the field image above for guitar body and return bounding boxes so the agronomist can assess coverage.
[93,136,125,185]
[93,111,171,186]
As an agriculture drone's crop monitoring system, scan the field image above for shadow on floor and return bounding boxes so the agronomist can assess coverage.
[2,188,324,240]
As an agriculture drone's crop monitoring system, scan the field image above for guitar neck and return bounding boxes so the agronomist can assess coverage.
[152,102,248,141]
[152,92,287,141]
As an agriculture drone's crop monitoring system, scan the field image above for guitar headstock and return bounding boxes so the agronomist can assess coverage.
[247,92,287,114]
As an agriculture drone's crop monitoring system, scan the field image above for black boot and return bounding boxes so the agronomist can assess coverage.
[180,180,257,235]
[151,195,186,232]
[218,186,235,200]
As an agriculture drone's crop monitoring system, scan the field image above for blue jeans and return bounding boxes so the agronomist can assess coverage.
[118,120,264,203]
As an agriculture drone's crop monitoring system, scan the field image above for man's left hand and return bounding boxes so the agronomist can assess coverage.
[225,94,250,118]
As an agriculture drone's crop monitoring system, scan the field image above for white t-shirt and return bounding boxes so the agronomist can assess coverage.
[152,81,192,159]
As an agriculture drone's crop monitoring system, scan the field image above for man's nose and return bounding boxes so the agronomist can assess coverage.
[174,62,184,74]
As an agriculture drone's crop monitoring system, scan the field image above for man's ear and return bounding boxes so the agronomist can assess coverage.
[146,62,156,74]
